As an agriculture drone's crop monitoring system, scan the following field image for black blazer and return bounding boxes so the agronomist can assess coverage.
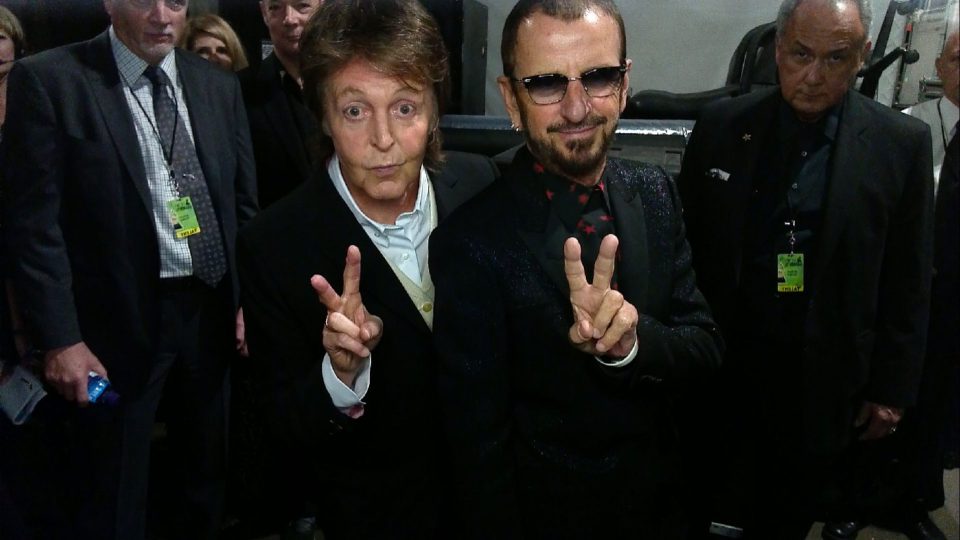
[429,148,723,538]
[237,151,497,539]
[1,31,258,397]
[677,87,935,453]
[240,52,317,208]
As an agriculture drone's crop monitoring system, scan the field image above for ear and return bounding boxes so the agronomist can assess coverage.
[619,59,633,114]
[861,40,873,66]
[497,75,524,130]
[259,1,269,26]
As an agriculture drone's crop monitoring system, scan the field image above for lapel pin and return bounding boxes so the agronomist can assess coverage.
[742,133,752,142]
[707,168,731,182]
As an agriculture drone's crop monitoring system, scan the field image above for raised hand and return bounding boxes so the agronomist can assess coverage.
[311,245,383,387]
[564,235,638,358]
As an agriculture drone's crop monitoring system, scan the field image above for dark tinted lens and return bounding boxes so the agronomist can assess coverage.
[524,74,568,104]
[581,66,623,97]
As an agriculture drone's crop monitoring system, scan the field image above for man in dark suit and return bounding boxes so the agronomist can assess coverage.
[429,1,723,538]
[676,0,934,537]
[241,0,320,208]
[237,1,497,537]
[0,0,257,538]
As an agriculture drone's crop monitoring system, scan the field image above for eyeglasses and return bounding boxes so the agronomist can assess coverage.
[128,0,188,11]
[511,65,627,105]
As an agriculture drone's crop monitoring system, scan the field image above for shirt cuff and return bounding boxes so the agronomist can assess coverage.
[321,353,371,416]
[594,338,639,368]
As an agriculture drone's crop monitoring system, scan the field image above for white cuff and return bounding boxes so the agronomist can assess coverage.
[321,353,371,412]
[594,338,639,368]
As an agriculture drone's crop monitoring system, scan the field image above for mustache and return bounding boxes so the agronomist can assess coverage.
[546,114,607,134]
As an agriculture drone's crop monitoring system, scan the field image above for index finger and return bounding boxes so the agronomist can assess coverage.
[563,237,588,291]
[341,245,362,296]
[592,234,619,291]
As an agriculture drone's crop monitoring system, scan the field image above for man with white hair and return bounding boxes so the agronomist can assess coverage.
[678,0,934,536]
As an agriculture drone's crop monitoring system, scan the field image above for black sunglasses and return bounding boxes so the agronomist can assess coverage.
[511,65,627,105]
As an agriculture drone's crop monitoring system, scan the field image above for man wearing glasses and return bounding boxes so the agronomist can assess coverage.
[429,0,722,537]
[1,0,256,538]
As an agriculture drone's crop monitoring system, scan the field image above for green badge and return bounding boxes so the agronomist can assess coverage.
[167,197,201,239]
[777,253,804,292]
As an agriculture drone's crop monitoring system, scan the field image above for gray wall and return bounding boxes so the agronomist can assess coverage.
[478,0,892,115]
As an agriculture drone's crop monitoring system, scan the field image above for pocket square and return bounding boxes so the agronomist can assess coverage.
[706,168,731,182]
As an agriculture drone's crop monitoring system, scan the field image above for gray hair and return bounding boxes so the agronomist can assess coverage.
[775,0,872,42]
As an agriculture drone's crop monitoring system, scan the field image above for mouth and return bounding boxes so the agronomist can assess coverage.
[548,116,607,140]
[369,164,402,177]
[145,32,174,45]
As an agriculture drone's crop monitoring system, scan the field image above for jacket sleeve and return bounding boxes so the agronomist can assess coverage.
[2,62,83,351]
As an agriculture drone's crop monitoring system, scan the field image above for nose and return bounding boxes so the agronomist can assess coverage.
[802,59,826,85]
[282,6,298,26]
[146,0,172,23]
[559,79,590,123]
[369,111,396,151]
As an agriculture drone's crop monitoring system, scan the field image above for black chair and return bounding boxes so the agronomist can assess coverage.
[624,21,777,120]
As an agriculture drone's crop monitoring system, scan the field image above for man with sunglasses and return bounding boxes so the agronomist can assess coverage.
[0,0,256,538]
[429,1,722,537]
[676,0,934,537]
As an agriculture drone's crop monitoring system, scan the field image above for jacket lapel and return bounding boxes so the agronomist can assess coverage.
[507,151,570,295]
[726,90,779,285]
[606,161,649,311]
[177,51,225,215]
[82,32,151,213]
[814,92,869,284]
[312,170,432,336]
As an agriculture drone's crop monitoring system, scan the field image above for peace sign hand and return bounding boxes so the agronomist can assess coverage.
[311,245,384,387]
[564,235,638,358]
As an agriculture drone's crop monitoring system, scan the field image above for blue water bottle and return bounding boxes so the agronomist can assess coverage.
[87,371,120,405]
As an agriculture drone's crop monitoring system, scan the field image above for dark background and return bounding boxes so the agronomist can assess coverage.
[0,0,473,113]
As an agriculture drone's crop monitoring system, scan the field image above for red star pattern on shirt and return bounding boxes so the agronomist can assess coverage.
[533,162,545,174]
[546,189,554,200]
[577,193,590,206]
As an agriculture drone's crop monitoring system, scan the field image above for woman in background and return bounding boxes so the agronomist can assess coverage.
[181,13,248,72]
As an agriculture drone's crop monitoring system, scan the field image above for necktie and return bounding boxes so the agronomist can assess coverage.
[542,170,617,285]
[144,65,227,287]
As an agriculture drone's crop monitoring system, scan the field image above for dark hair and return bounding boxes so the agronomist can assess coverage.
[0,6,26,60]
[300,0,450,171]
[501,0,626,78]
[776,0,872,43]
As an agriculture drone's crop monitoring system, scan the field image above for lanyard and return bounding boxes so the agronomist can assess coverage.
[127,74,183,195]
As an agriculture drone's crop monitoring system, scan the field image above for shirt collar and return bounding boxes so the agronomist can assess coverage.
[327,154,430,233]
[941,97,959,138]
[778,94,843,143]
[109,26,178,89]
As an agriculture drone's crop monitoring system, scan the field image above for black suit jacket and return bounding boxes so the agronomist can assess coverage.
[1,31,258,397]
[237,152,497,539]
[240,52,317,208]
[677,87,934,453]
[429,148,723,538]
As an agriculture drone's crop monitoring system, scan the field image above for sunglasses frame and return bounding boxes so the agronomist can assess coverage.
[511,65,628,105]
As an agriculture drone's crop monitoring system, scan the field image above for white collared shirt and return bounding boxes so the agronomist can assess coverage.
[109,27,195,277]
[904,96,959,192]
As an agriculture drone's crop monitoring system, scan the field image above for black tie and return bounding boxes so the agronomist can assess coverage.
[144,65,227,287]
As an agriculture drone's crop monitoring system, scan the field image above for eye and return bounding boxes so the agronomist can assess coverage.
[343,105,365,120]
[395,102,417,117]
